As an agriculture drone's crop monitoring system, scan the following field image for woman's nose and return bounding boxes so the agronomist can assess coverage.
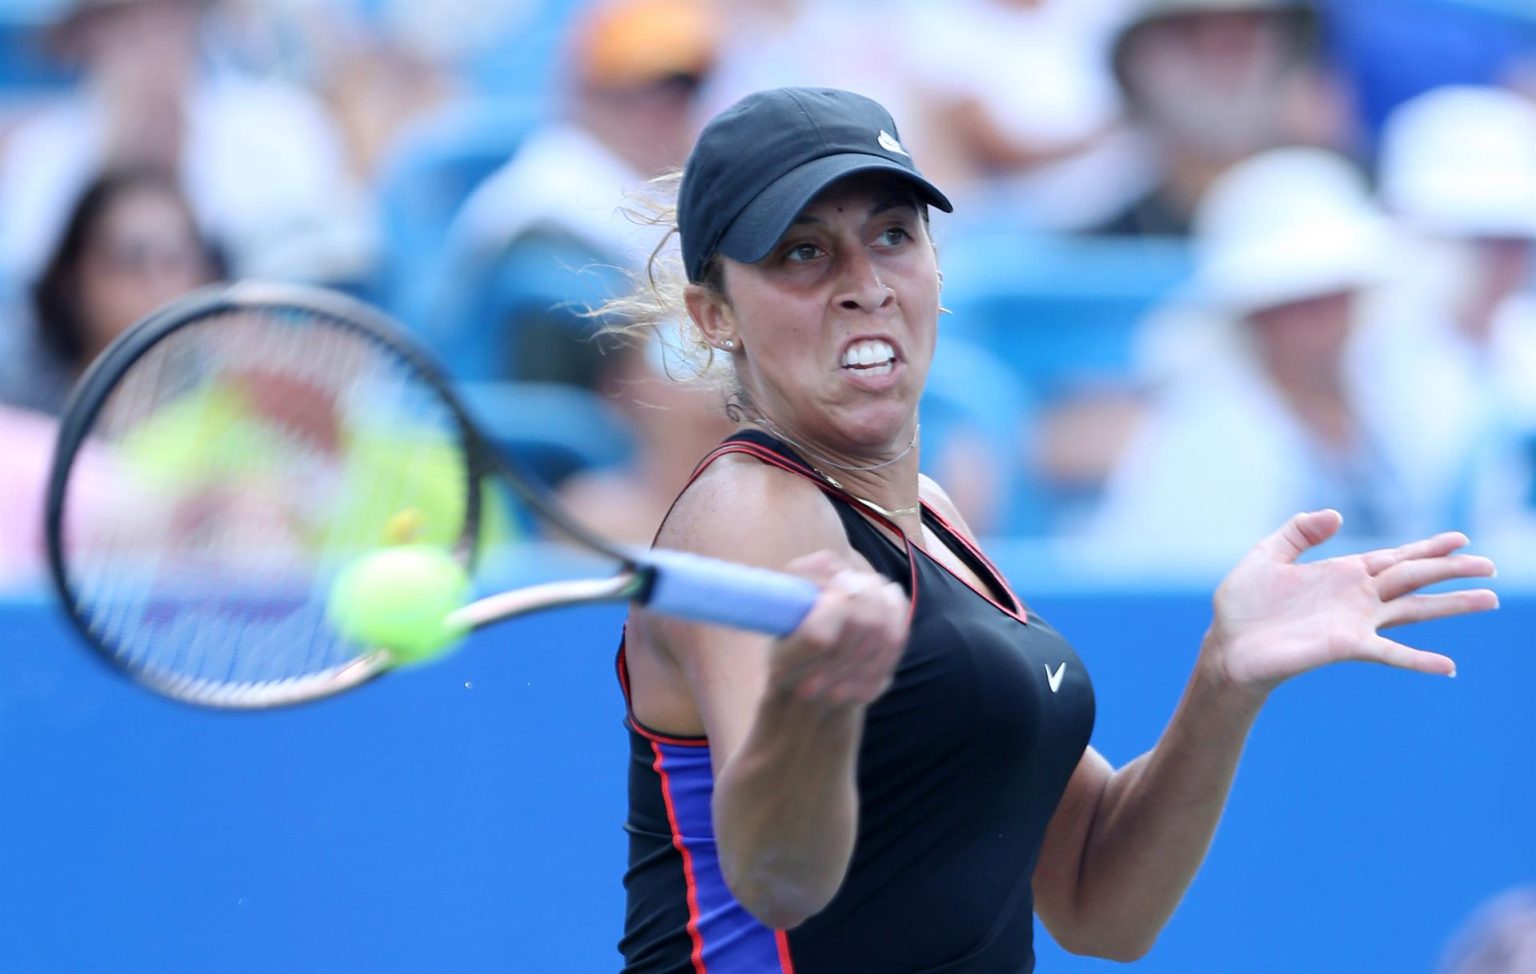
[836,252,894,312]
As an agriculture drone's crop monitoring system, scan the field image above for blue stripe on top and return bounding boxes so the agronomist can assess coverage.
[655,741,787,972]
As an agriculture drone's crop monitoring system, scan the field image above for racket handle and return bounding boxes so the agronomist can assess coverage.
[638,549,819,636]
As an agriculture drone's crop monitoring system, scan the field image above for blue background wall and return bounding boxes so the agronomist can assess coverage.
[2,575,1532,973]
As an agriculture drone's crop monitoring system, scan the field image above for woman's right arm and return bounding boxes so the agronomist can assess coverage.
[629,459,909,930]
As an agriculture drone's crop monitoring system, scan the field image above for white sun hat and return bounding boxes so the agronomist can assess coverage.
[1378,85,1536,240]
[1193,146,1395,313]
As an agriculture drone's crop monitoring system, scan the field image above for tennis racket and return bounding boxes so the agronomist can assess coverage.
[45,281,817,708]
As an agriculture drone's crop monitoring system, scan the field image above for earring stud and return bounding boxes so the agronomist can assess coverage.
[722,340,734,349]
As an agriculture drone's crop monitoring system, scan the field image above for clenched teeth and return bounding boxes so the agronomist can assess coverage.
[840,339,896,369]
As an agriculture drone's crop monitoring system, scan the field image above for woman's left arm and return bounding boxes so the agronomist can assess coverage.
[1032,509,1499,961]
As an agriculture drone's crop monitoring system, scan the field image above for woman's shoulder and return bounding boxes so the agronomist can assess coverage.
[656,449,851,562]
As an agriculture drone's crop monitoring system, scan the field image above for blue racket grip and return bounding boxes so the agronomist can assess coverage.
[637,548,819,636]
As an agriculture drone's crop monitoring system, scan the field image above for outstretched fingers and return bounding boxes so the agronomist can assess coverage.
[1379,588,1500,629]
[1363,629,1456,675]
[1361,634,1458,677]
[1374,552,1497,600]
[1358,531,1471,576]
[1356,537,1497,672]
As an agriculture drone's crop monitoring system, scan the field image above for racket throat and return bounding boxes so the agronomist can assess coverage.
[449,571,649,631]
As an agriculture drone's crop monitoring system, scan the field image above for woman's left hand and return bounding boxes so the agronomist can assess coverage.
[1204,510,1499,700]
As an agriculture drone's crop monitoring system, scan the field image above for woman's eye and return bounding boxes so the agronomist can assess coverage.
[785,243,823,262]
[877,226,912,246]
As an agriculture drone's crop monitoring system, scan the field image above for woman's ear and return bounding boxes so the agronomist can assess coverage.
[684,282,738,353]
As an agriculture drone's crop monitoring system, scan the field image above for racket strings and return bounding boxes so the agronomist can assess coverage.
[59,307,478,698]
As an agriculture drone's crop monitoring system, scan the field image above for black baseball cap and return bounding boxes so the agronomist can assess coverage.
[678,87,953,283]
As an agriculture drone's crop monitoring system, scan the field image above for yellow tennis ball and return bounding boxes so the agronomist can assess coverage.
[327,545,470,664]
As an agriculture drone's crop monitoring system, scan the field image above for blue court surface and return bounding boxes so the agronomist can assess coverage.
[2,574,1531,972]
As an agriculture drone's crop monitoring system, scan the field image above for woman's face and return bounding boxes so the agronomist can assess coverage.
[704,174,940,454]
[76,184,215,362]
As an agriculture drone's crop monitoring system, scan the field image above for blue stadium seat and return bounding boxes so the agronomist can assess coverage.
[1322,0,1536,149]
[937,232,1193,399]
[454,380,633,497]
[0,5,76,95]
[458,0,588,102]
[422,230,627,383]
[372,97,543,324]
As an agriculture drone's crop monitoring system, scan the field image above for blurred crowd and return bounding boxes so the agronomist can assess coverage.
[1,0,1536,586]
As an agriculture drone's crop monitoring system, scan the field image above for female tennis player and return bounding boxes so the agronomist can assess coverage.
[612,87,1498,973]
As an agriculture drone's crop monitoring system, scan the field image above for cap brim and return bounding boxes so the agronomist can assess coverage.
[716,154,953,266]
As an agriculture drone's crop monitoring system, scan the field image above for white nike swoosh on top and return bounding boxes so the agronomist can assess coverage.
[878,130,909,156]
[1045,662,1066,694]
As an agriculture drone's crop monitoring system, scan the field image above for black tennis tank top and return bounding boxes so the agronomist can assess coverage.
[617,431,1095,973]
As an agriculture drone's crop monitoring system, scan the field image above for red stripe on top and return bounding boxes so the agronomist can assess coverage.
[651,741,708,974]
[618,643,709,747]
[775,929,796,973]
[920,505,1028,624]
[630,716,710,749]
[615,640,631,699]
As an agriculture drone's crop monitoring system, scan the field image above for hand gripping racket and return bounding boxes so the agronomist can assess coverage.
[45,281,817,708]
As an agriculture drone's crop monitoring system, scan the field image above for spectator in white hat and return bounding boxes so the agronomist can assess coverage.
[1085,147,1418,570]
[1354,85,1536,567]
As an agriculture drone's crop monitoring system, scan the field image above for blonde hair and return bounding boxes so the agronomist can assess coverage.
[592,171,735,387]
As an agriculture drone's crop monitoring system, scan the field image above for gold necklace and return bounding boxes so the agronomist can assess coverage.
[819,471,922,520]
